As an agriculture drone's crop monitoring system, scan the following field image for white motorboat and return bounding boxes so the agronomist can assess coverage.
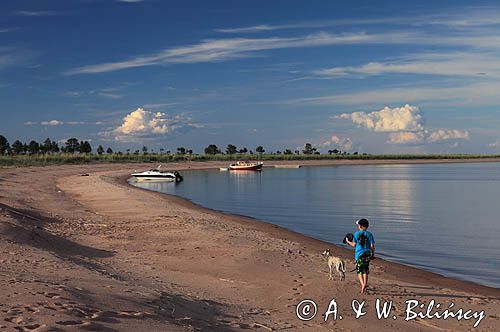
[131,166,183,182]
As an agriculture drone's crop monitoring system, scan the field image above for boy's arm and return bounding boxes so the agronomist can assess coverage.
[346,232,357,247]
[346,239,356,247]
[369,233,375,257]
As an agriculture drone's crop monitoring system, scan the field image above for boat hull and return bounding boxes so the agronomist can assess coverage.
[133,175,177,182]
[131,170,183,182]
[229,164,263,171]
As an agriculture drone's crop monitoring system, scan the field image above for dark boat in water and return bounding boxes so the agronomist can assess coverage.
[229,161,263,171]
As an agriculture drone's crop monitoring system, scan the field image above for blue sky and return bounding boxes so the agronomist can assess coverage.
[1,0,500,153]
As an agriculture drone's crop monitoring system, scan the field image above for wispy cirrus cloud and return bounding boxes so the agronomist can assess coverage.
[215,21,340,33]
[215,10,500,33]
[24,120,104,126]
[290,81,500,107]
[0,46,32,71]
[314,52,500,78]
[15,10,60,16]
[61,85,131,99]
[423,10,500,27]
[96,92,123,99]
[24,120,64,126]
[0,27,18,33]
[65,23,500,76]
[215,17,437,34]
[64,31,424,75]
[0,53,17,70]
[40,120,64,126]
[141,102,179,110]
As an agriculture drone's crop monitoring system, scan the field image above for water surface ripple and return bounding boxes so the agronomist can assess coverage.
[133,162,500,288]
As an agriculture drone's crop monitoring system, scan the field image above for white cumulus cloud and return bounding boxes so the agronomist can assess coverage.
[322,134,354,151]
[386,128,469,145]
[338,104,470,145]
[113,107,201,141]
[427,129,469,143]
[337,104,424,132]
[387,131,426,144]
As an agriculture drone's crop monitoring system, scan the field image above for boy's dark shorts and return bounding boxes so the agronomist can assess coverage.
[356,251,371,275]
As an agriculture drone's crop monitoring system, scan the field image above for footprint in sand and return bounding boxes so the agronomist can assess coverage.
[42,305,58,311]
[91,312,120,324]
[5,316,24,324]
[13,324,47,332]
[36,292,61,299]
[23,306,40,314]
[118,310,151,318]
[293,277,307,297]
[55,320,85,326]
[6,308,23,316]
[78,322,116,331]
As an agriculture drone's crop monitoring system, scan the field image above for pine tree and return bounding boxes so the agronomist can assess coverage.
[0,135,9,155]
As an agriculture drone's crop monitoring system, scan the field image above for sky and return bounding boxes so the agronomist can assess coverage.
[1,0,500,154]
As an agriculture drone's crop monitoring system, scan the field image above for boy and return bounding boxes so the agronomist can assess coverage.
[345,218,375,293]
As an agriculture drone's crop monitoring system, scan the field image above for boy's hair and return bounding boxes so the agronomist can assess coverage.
[356,218,369,228]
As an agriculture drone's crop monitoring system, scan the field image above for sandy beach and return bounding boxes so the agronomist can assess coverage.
[1,159,499,331]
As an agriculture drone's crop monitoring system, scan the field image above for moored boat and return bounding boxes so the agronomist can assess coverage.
[131,166,183,182]
[229,161,263,171]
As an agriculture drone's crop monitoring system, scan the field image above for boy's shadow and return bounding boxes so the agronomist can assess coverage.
[368,284,496,301]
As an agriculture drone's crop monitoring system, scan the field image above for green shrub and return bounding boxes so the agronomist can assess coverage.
[0,153,499,167]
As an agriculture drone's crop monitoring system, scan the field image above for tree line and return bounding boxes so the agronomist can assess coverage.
[0,136,92,155]
[0,135,356,157]
[203,143,357,155]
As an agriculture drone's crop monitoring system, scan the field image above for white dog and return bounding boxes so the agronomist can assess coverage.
[321,249,346,281]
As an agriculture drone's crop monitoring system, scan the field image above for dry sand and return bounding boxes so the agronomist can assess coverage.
[0,159,499,331]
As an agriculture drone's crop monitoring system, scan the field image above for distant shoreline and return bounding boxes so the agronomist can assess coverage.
[1,153,500,167]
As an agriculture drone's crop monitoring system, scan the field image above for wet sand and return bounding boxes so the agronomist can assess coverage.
[0,159,499,331]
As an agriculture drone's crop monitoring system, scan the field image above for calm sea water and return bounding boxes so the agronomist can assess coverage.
[132,162,500,288]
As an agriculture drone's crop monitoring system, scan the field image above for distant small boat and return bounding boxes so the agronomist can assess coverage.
[229,161,263,171]
[131,166,183,182]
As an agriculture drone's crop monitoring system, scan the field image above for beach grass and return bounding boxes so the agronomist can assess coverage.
[1,153,500,167]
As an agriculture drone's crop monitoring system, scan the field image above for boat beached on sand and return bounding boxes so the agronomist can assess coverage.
[229,161,263,171]
[131,166,183,182]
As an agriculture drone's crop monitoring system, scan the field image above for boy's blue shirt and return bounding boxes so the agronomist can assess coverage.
[353,230,375,260]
